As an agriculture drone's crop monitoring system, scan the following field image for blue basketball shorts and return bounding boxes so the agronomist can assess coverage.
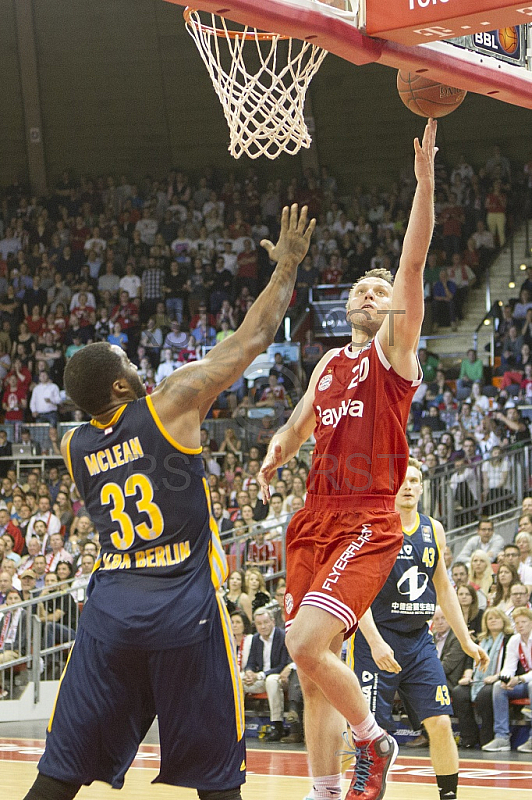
[38,603,246,791]
[352,624,453,731]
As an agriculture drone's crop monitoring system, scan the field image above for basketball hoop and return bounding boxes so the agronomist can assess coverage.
[184,7,327,160]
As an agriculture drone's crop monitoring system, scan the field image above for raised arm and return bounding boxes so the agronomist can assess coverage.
[378,119,437,370]
[151,205,315,426]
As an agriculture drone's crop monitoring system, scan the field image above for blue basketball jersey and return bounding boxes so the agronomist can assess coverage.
[67,396,227,649]
[370,513,439,632]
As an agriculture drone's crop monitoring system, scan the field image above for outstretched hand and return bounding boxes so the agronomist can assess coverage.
[463,639,490,672]
[414,117,438,184]
[258,443,284,503]
[261,204,316,264]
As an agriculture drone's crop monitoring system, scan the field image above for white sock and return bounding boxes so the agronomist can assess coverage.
[350,713,384,743]
[308,774,342,800]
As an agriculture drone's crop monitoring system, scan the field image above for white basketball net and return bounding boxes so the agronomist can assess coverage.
[185,10,327,160]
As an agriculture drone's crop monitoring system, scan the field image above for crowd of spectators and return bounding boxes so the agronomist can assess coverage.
[431,500,532,754]
[0,142,528,432]
[1,146,532,741]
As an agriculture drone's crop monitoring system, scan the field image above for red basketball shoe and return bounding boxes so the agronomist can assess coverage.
[345,732,398,800]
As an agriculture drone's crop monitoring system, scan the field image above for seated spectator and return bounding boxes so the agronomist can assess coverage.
[19,568,39,604]
[0,588,28,697]
[178,335,200,364]
[32,554,47,591]
[45,532,73,573]
[244,567,271,616]
[495,405,530,447]
[16,536,42,574]
[481,446,510,514]
[242,606,291,741]
[140,317,164,361]
[501,543,532,590]
[255,374,287,422]
[457,349,484,397]
[451,561,469,589]
[452,607,513,748]
[432,606,470,691]
[29,370,61,427]
[512,288,532,322]
[224,570,252,622]
[70,552,96,603]
[1,532,21,567]
[482,607,532,752]
[245,526,276,576]
[505,583,531,619]
[492,563,520,614]
[432,268,457,331]
[212,500,233,539]
[515,529,532,570]
[468,550,494,598]
[107,322,127,351]
[457,518,505,564]
[247,481,268,522]
[456,584,483,641]
[37,571,78,654]
[471,220,495,269]
[449,455,478,524]
[26,495,61,545]
[0,507,24,555]
[0,569,14,606]
[155,348,176,385]
[230,609,253,674]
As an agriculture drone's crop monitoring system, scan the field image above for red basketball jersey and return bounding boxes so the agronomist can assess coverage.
[308,337,420,499]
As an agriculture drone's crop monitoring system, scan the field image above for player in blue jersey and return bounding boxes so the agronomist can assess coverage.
[22,204,315,800]
[352,459,488,800]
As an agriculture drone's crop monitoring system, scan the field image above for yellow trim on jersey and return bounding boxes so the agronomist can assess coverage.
[63,428,76,481]
[428,515,442,558]
[145,395,202,454]
[47,642,75,733]
[403,512,420,537]
[203,478,228,588]
[90,404,127,429]
[216,592,245,741]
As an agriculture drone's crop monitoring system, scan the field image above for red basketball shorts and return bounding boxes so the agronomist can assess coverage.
[284,494,403,638]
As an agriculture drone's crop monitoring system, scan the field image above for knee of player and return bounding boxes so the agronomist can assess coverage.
[285,630,322,674]
[423,714,453,738]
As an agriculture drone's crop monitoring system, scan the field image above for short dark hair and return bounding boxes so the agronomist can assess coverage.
[64,342,127,416]
[451,561,468,573]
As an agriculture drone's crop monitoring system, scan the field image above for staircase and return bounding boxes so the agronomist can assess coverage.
[424,221,532,369]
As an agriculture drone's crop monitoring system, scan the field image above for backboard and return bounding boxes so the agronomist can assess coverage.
[164,0,532,109]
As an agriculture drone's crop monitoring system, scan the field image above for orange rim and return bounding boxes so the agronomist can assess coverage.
[183,7,289,40]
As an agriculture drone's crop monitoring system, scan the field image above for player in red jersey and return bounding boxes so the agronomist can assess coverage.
[258,119,438,800]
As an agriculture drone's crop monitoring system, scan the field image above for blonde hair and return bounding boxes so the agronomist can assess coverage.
[515,531,532,551]
[244,567,267,594]
[480,607,514,640]
[346,268,394,310]
[468,549,494,596]
[512,606,532,622]
[408,457,423,474]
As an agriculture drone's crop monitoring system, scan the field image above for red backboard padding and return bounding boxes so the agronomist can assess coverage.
[366,1,532,47]
[165,1,532,109]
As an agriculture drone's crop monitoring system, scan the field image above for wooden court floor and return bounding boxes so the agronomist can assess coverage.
[2,737,531,800]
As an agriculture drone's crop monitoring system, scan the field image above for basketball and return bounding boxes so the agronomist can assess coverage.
[498,27,519,55]
[396,71,467,118]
